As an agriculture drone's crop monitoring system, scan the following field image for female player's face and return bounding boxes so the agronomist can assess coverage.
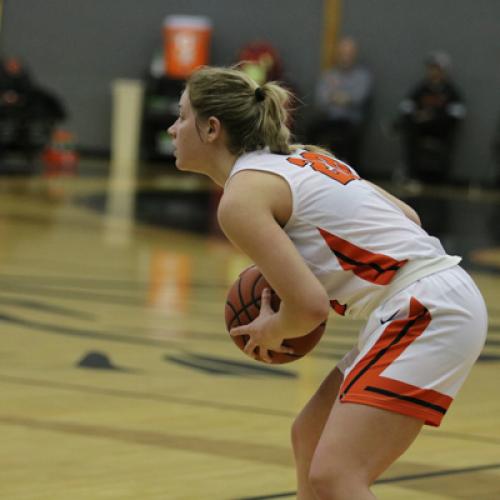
[168,90,208,173]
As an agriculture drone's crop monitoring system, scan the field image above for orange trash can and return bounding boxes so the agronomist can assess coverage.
[163,15,212,79]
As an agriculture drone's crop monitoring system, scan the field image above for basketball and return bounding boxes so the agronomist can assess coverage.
[224,265,326,364]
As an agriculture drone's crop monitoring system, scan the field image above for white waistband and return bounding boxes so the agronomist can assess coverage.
[356,255,462,319]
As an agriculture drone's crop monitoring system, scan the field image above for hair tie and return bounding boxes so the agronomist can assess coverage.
[254,87,265,102]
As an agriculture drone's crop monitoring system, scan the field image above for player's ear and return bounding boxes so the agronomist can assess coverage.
[206,116,222,142]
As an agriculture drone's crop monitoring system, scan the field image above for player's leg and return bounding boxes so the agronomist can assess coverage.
[305,266,488,499]
[308,402,423,499]
[291,366,343,500]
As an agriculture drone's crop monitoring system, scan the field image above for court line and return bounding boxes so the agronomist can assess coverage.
[0,282,140,305]
[1,373,499,448]
[4,308,493,362]
[0,272,228,290]
[0,292,496,359]
[2,415,497,489]
[0,296,93,319]
[235,462,500,500]
[0,414,293,467]
[0,309,355,357]
[0,312,179,346]
[421,429,500,445]
[0,373,296,418]
[166,353,296,378]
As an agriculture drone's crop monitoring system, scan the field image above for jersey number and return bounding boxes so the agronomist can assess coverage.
[287,151,359,185]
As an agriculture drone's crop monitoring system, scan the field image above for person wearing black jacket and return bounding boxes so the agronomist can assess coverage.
[398,51,465,184]
[0,57,66,161]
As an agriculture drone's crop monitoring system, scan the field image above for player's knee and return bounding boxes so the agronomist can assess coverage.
[308,450,336,496]
[308,451,365,499]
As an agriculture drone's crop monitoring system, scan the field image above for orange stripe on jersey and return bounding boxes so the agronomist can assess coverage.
[338,298,450,426]
[318,228,408,285]
[330,299,347,316]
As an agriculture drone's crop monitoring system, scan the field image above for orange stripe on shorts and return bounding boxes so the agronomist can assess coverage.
[339,297,452,426]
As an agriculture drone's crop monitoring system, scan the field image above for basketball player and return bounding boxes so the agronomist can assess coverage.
[168,66,487,500]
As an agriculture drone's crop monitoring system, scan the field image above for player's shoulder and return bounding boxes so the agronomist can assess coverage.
[234,149,293,169]
[221,156,293,224]
[226,150,295,192]
[224,167,291,205]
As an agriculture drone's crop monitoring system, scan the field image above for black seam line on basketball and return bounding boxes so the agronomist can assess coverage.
[340,308,429,398]
[248,273,265,314]
[229,302,258,327]
[229,275,266,325]
[226,301,243,328]
[250,274,264,302]
[251,274,265,305]
[235,462,500,500]
[364,386,447,414]
[333,250,403,275]
[228,299,261,328]
[237,272,253,323]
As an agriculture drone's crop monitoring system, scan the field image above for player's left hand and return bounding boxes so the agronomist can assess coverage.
[229,288,294,363]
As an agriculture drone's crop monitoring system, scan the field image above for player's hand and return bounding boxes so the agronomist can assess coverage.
[229,288,294,363]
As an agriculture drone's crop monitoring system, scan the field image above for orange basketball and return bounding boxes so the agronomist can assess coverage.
[224,265,326,364]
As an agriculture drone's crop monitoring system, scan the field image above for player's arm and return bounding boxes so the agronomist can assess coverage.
[218,170,330,346]
[365,181,421,226]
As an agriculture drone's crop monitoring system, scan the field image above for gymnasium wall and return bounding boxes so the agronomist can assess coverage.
[341,0,500,183]
[2,0,499,183]
[1,0,323,154]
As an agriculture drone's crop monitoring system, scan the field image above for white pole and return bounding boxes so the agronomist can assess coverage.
[110,78,144,176]
[106,79,144,245]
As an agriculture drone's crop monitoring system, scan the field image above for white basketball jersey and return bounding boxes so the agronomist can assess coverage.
[227,149,460,319]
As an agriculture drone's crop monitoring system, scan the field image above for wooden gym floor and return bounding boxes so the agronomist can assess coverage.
[0,168,499,499]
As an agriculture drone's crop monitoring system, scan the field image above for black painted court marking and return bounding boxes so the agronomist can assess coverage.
[1,372,498,448]
[0,309,303,360]
[0,272,148,290]
[0,373,295,418]
[2,310,496,365]
[165,353,296,378]
[0,279,229,319]
[0,271,228,291]
[0,296,93,319]
[0,309,349,356]
[235,462,500,500]
[0,312,180,346]
[0,282,140,306]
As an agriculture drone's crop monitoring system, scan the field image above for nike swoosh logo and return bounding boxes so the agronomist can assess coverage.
[380,309,400,325]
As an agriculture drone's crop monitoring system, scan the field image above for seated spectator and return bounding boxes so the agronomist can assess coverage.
[308,36,373,169]
[397,51,465,184]
[0,57,66,162]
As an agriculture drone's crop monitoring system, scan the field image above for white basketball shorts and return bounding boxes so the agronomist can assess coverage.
[338,265,488,426]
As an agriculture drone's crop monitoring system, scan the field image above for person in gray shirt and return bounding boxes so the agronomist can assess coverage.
[308,37,373,171]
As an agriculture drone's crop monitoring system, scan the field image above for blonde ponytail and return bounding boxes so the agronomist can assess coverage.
[255,82,292,154]
[187,66,294,155]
